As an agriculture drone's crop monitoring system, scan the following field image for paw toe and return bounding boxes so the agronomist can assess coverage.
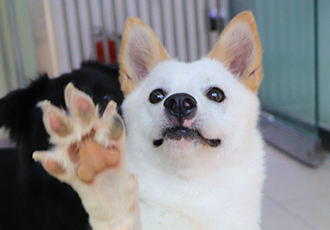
[49,112,73,136]
[109,115,124,140]
[64,83,97,126]
[44,159,66,174]
[75,96,96,124]
[33,151,66,175]
[102,101,124,140]
[42,100,73,137]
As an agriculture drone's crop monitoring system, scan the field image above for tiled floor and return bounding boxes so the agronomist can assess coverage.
[262,145,330,230]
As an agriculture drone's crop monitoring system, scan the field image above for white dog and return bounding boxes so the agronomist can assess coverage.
[33,11,265,230]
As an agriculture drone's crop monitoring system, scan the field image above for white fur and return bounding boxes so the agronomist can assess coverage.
[122,59,265,229]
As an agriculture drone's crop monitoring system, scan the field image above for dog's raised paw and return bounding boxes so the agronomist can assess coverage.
[33,83,125,184]
[33,84,141,230]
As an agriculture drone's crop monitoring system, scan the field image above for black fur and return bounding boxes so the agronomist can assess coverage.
[0,62,123,230]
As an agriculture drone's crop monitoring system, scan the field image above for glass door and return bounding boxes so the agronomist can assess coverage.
[247,0,324,166]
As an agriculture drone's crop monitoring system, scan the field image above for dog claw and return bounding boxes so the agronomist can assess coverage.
[32,150,44,162]
[102,100,117,120]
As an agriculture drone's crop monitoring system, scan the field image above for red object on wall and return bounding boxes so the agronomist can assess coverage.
[96,39,117,63]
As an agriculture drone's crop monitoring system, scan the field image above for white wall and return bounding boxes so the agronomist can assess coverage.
[50,0,229,74]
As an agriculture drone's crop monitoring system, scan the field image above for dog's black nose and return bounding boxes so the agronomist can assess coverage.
[164,93,197,122]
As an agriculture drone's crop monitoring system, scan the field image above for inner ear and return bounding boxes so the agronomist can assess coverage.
[126,29,155,80]
[120,17,171,96]
[226,27,256,76]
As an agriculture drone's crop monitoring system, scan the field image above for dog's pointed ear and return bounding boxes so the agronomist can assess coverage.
[208,11,262,93]
[120,17,172,95]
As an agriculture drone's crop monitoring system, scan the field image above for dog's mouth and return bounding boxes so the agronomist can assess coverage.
[153,127,221,148]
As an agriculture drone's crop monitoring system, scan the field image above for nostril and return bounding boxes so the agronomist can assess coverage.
[167,99,176,110]
[184,97,197,109]
[183,100,189,108]
[171,101,176,110]
[183,98,195,109]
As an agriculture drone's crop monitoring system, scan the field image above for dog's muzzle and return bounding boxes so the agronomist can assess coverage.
[152,93,221,148]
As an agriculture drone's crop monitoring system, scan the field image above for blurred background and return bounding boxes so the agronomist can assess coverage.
[0,0,329,229]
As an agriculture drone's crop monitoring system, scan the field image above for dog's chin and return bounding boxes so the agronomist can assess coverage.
[153,127,221,148]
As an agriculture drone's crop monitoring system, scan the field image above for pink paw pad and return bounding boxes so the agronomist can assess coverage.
[70,136,120,183]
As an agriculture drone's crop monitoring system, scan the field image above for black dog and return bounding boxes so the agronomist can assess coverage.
[0,62,123,230]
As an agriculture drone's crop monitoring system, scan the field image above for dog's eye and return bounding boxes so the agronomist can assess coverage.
[149,89,166,104]
[103,94,112,101]
[206,87,225,102]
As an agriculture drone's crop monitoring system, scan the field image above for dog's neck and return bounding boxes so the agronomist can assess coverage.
[125,125,264,226]
[157,147,222,180]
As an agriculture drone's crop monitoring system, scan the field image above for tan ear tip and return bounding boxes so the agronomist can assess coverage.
[236,11,253,17]
[126,17,139,22]
[239,11,253,17]
[234,11,256,23]
[125,17,144,26]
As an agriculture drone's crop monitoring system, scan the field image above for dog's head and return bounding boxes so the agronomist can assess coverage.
[120,12,262,158]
